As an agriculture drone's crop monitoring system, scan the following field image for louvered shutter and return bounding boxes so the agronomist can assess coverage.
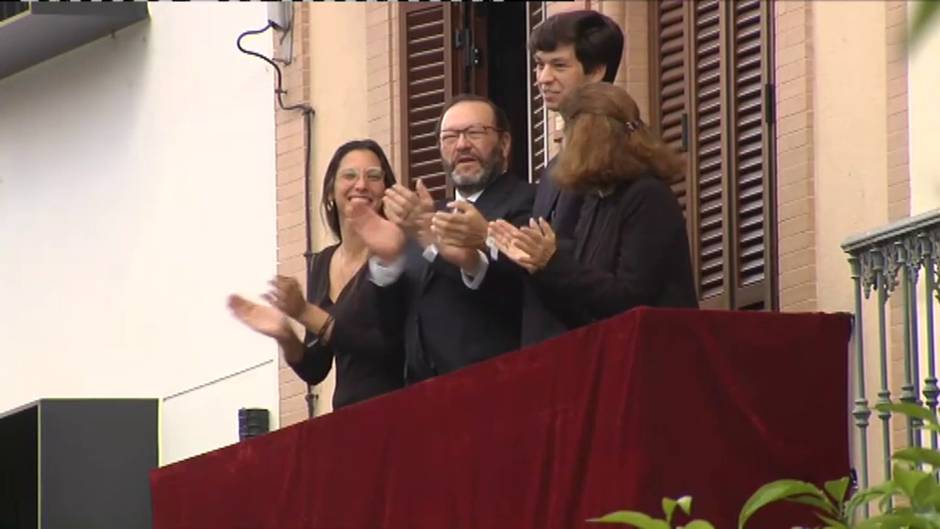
[649,0,776,310]
[650,0,690,217]
[728,0,774,310]
[689,0,730,308]
[400,4,455,200]
[526,2,548,184]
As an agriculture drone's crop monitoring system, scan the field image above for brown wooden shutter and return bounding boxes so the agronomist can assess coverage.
[727,0,775,310]
[525,2,548,184]
[399,4,456,200]
[689,0,730,308]
[649,0,776,310]
[650,0,690,216]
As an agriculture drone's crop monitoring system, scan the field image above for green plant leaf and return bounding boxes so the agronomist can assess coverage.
[662,498,677,525]
[825,477,851,505]
[923,488,940,511]
[681,520,715,529]
[895,447,940,469]
[893,463,932,500]
[815,512,848,529]
[857,510,940,529]
[845,483,895,525]
[917,512,940,528]
[738,480,829,529]
[856,512,915,529]
[878,491,894,513]
[661,496,692,525]
[877,403,939,426]
[910,0,940,51]
[922,423,940,433]
[587,511,671,529]
[787,494,837,514]
[914,469,940,508]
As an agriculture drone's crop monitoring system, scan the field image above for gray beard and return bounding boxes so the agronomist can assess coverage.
[448,155,503,196]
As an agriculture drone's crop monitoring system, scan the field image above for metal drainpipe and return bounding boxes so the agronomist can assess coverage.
[237,17,317,420]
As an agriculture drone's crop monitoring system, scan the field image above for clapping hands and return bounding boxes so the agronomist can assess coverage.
[487,218,557,274]
[431,200,489,250]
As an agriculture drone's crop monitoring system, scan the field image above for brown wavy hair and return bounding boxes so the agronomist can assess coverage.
[554,83,684,191]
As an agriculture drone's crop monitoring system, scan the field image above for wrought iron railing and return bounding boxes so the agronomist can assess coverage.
[842,208,940,492]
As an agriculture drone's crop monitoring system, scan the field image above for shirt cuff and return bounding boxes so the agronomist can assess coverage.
[460,250,489,290]
[422,243,439,263]
[485,236,499,261]
[368,255,406,287]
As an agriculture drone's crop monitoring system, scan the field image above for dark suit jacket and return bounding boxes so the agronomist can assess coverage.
[532,174,699,330]
[392,172,535,383]
[532,156,584,243]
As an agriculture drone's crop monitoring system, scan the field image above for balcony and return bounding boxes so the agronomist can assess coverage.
[843,208,940,490]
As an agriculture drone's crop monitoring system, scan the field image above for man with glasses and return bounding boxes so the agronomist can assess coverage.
[363,94,535,383]
[419,12,627,349]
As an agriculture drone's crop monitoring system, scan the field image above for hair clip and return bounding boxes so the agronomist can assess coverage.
[624,120,639,132]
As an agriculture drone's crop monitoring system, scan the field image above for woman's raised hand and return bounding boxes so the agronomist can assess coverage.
[488,219,536,273]
[517,218,557,271]
[345,201,407,262]
[487,218,557,274]
[263,275,308,319]
[227,294,294,342]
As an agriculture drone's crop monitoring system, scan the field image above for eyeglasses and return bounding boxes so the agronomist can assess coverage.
[439,125,502,148]
[338,167,385,183]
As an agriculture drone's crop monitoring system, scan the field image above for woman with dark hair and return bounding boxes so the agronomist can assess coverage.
[228,139,404,410]
[489,83,698,332]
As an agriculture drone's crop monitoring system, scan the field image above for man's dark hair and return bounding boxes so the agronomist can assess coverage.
[529,10,625,83]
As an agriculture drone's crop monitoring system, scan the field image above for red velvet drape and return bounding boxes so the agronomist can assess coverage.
[151,308,851,529]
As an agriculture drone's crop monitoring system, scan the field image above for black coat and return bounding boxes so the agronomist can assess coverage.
[528,174,698,333]
[390,172,536,383]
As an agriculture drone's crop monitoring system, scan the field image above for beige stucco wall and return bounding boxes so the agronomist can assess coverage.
[813,1,890,314]
[308,3,370,250]
[909,1,940,214]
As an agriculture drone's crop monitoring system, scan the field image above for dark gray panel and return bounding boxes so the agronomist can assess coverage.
[39,399,157,529]
[0,405,38,529]
[0,4,149,79]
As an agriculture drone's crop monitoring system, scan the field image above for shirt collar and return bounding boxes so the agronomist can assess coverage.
[455,188,484,203]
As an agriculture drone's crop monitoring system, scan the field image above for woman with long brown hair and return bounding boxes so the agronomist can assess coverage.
[227,140,405,410]
[489,82,697,333]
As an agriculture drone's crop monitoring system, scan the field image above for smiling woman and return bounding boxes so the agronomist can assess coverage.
[228,140,405,410]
